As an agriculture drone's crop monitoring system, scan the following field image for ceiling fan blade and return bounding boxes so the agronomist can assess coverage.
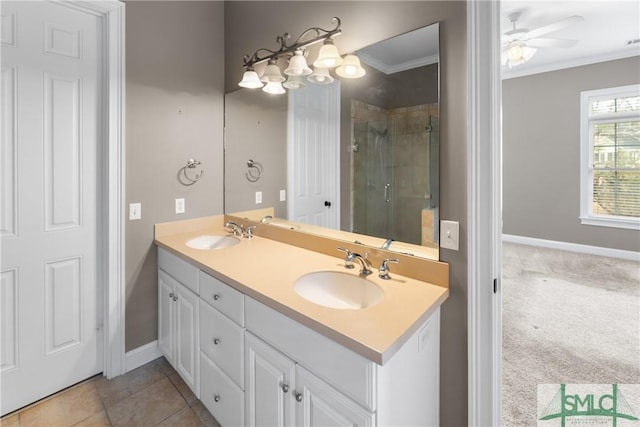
[522,15,584,40]
[525,38,579,48]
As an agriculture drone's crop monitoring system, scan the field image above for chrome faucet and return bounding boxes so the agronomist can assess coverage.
[337,247,372,276]
[378,258,400,280]
[224,221,243,236]
[381,238,394,250]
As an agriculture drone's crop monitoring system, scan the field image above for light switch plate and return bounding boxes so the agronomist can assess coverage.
[129,203,141,220]
[175,198,185,214]
[280,189,286,202]
[255,191,262,204]
[440,220,459,251]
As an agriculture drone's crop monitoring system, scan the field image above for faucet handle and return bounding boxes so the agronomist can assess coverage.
[336,247,355,269]
[378,258,400,280]
[244,225,256,238]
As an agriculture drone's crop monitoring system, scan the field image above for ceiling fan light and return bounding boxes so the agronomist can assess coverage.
[335,54,366,78]
[506,42,537,68]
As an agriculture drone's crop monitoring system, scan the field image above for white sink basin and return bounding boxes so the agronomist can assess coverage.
[186,235,240,250]
[294,271,384,310]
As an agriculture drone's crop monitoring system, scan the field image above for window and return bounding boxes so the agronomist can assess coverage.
[580,84,640,230]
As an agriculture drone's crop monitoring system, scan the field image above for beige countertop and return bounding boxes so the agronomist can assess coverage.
[155,216,449,365]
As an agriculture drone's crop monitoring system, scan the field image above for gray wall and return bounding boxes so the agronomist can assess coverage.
[225,2,468,425]
[125,1,225,351]
[503,56,640,251]
[224,90,288,217]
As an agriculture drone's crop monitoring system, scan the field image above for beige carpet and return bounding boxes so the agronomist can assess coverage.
[501,242,640,426]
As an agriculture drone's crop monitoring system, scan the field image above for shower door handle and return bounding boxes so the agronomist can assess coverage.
[384,184,391,203]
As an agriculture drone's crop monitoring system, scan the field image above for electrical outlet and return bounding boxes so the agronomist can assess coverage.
[175,198,185,214]
[255,191,262,204]
[129,203,141,220]
[440,220,459,251]
[280,189,286,202]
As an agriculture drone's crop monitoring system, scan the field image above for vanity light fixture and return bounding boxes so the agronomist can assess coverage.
[238,17,364,94]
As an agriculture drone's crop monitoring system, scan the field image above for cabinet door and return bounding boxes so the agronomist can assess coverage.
[294,366,374,427]
[158,270,175,366]
[245,332,296,427]
[175,282,199,396]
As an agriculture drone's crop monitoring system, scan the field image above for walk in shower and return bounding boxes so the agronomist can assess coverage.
[351,100,439,246]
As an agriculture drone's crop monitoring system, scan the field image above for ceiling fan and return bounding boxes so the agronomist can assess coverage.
[502,12,584,68]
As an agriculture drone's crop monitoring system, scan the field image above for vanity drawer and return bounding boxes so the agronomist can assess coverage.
[245,297,377,412]
[200,271,244,326]
[158,248,199,294]
[200,351,244,427]
[199,299,244,388]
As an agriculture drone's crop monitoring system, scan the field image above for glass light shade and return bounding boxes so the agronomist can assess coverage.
[506,42,537,68]
[283,75,306,90]
[238,69,264,89]
[313,39,343,68]
[284,50,312,76]
[335,54,366,78]
[261,60,285,83]
[262,81,286,95]
[307,67,334,84]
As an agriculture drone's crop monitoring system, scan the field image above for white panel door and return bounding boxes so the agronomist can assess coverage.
[288,82,340,229]
[0,1,103,415]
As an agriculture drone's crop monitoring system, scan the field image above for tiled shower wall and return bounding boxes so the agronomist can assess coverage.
[351,100,439,246]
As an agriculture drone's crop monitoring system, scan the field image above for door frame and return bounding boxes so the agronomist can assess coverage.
[467,1,502,426]
[57,0,126,379]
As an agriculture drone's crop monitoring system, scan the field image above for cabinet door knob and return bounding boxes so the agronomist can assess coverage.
[213,394,221,403]
[213,338,220,345]
[294,391,303,402]
[169,292,174,299]
[281,384,289,393]
[173,295,178,302]
[213,293,220,301]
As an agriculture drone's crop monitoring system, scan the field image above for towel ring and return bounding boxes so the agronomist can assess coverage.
[180,158,204,185]
[245,159,263,182]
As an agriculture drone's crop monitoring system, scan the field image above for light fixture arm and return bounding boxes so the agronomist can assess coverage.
[242,17,342,69]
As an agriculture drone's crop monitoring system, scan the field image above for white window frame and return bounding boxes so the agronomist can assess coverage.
[579,84,640,230]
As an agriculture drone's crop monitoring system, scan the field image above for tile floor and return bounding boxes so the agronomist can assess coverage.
[0,357,220,427]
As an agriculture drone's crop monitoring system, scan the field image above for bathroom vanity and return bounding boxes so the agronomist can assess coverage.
[155,215,448,427]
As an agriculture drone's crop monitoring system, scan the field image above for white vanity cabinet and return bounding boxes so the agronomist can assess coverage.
[245,331,374,427]
[157,249,200,396]
[244,296,440,427]
[199,271,245,427]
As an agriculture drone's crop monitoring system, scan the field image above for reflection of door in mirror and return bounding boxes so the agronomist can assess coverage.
[288,81,340,229]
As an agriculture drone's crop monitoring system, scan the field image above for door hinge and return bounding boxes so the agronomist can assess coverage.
[493,278,498,294]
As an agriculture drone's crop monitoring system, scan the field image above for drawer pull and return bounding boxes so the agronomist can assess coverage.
[213,394,221,403]
[213,293,220,301]
[212,338,220,345]
[281,384,289,393]
[294,391,303,402]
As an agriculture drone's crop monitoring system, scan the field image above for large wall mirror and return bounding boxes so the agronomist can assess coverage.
[224,23,440,260]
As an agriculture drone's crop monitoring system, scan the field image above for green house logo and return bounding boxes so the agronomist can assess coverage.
[539,384,639,427]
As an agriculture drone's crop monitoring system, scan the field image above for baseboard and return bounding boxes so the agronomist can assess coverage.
[124,340,162,373]
[502,234,640,261]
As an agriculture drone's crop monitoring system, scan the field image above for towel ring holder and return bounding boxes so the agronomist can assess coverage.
[246,159,263,182]
[180,158,204,185]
